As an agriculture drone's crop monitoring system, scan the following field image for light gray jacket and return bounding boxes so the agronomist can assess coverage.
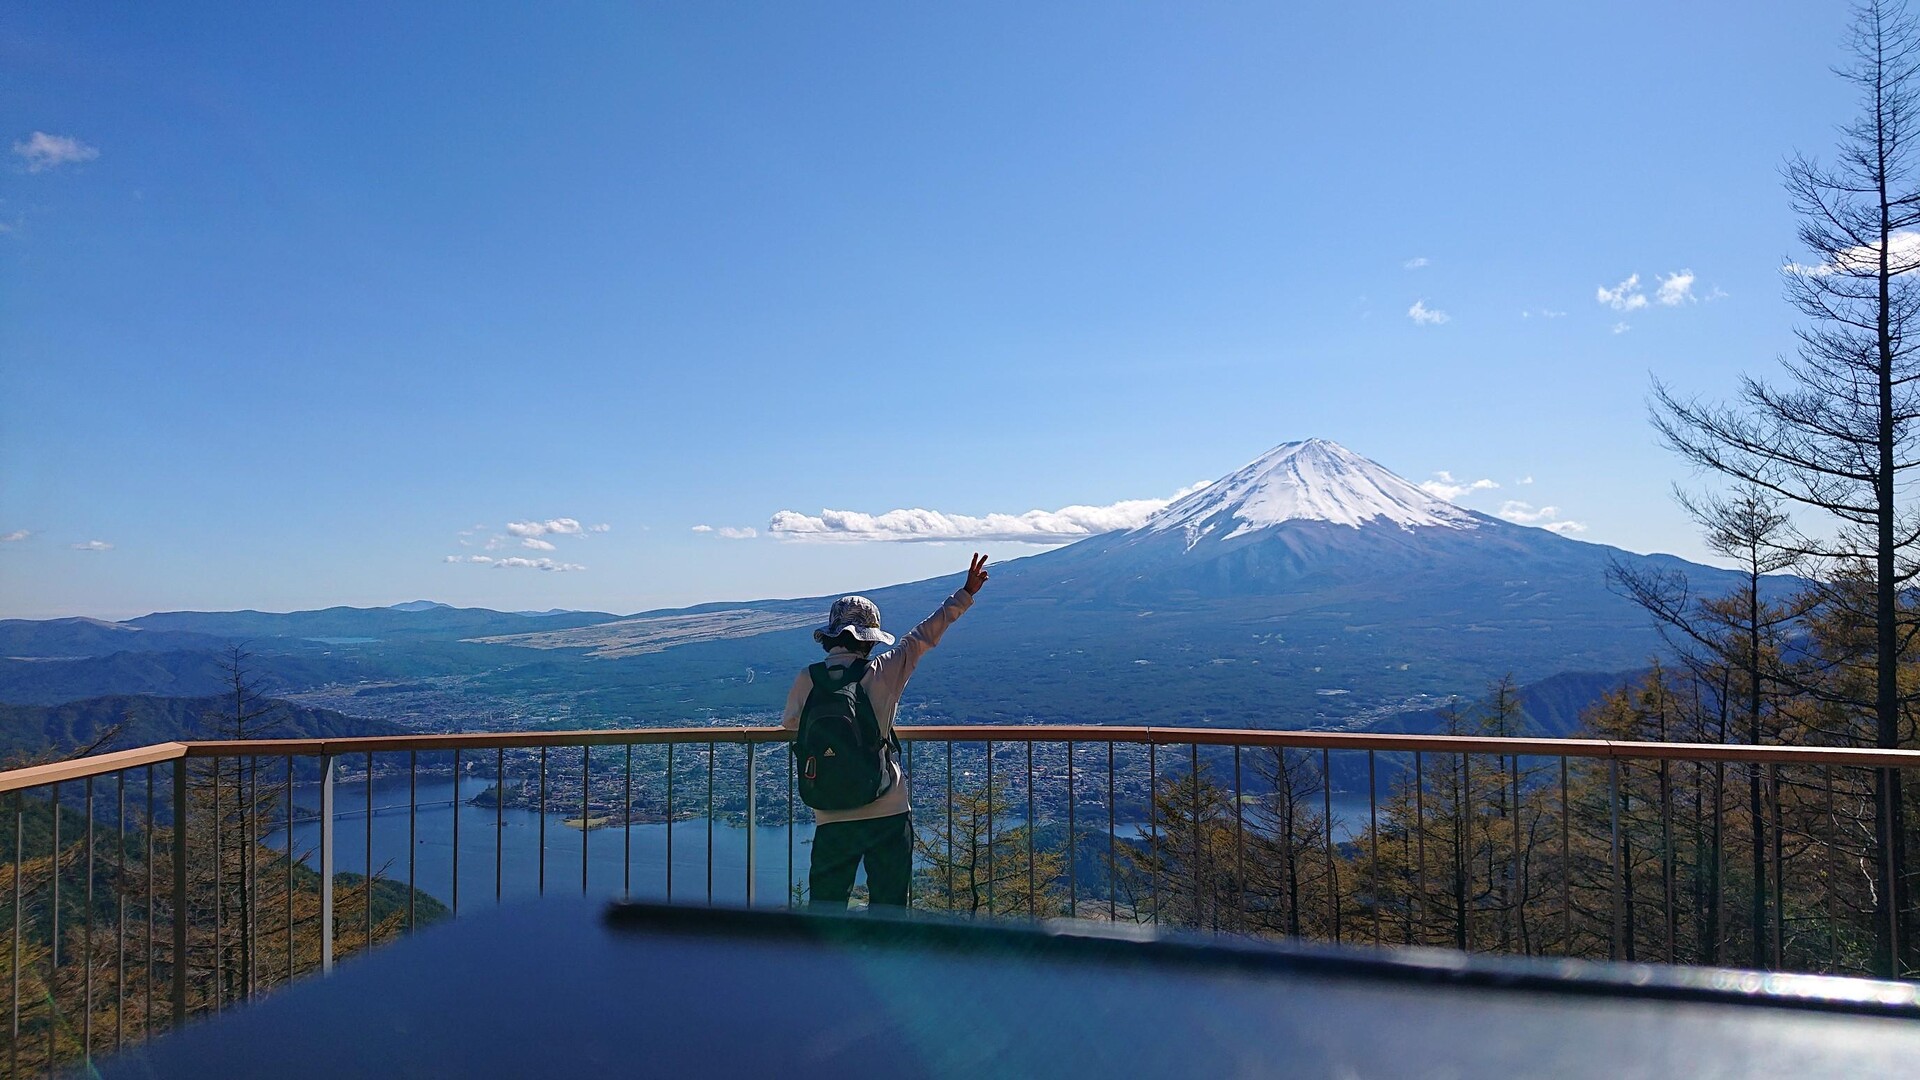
[781,587,974,824]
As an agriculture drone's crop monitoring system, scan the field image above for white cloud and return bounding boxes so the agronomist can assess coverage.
[690,525,714,533]
[1418,471,1499,501]
[1611,322,1631,335]
[520,537,556,551]
[770,482,1211,544]
[589,523,611,533]
[14,132,99,173]
[1403,257,1429,270]
[717,527,758,540]
[1497,501,1587,534]
[1518,476,1534,486]
[1788,230,1920,277]
[506,518,585,539]
[70,539,112,551]
[1655,270,1696,306]
[1407,300,1450,326]
[1,529,28,543]
[1520,309,1566,320]
[1597,274,1649,311]
[454,554,584,572]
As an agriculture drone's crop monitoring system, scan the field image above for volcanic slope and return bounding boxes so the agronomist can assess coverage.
[480,440,1765,729]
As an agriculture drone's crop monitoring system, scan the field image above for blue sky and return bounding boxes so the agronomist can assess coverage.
[0,1,1861,619]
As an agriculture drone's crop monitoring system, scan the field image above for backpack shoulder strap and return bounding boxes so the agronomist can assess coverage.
[806,662,834,689]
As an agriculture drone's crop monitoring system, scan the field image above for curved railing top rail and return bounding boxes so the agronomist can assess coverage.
[6,726,1920,794]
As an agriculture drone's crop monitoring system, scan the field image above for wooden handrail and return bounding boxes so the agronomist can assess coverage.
[5,726,1920,790]
[0,742,191,795]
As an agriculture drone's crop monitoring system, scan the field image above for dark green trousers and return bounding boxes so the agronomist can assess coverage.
[809,812,911,908]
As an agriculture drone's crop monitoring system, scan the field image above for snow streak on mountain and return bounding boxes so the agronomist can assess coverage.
[1143,438,1478,546]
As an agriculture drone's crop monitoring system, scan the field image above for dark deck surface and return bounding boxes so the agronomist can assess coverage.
[101,900,1920,1078]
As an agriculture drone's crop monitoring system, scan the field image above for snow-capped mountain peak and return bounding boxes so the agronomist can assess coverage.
[1145,439,1478,539]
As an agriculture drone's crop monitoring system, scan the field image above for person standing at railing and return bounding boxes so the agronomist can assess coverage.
[784,553,989,908]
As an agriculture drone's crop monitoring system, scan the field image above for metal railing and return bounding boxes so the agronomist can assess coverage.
[3,725,1919,1075]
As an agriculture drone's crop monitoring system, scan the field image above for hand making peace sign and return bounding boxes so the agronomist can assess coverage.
[964,553,990,595]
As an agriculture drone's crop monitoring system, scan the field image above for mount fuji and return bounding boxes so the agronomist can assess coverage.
[472,439,1763,730]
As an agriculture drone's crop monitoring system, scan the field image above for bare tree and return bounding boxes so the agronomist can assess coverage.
[1609,486,1804,967]
[1651,0,1920,975]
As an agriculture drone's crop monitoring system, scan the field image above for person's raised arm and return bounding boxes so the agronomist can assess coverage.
[867,554,988,698]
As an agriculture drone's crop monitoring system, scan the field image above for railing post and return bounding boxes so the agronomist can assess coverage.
[1608,757,1623,962]
[745,743,757,908]
[320,754,335,975]
[171,757,188,1027]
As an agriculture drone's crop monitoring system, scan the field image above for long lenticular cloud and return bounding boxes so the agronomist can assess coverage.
[768,483,1209,544]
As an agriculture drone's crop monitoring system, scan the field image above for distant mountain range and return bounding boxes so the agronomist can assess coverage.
[1,440,1782,734]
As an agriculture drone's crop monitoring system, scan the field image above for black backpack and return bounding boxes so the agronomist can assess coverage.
[792,659,897,811]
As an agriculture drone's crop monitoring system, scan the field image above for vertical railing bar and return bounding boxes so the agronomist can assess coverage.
[706,742,715,906]
[902,740,913,911]
[1826,766,1837,971]
[494,748,503,904]
[319,754,335,975]
[171,759,188,1023]
[666,744,674,902]
[146,760,156,1037]
[1067,741,1077,919]
[1511,754,1525,958]
[147,764,157,1041]
[11,791,20,1076]
[1110,742,1119,925]
[1149,743,1159,926]
[582,747,591,896]
[1560,756,1571,957]
[245,759,256,1002]
[1189,743,1200,930]
[211,761,220,1013]
[1609,757,1623,962]
[49,780,61,970]
[1402,755,1413,947]
[1322,749,1336,945]
[986,741,995,916]
[1451,749,1466,949]
[364,751,373,953]
[50,779,61,1065]
[946,742,955,906]
[117,771,126,1051]
[85,776,94,1063]
[787,748,796,909]
[408,752,417,933]
[1712,760,1726,967]
[1769,762,1784,969]
[452,749,462,916]
[624,744,634,898]
[1368,750,1379,947]
[746,743,757,908]
[1026,742,1035,919]
[1658,754,1673,965]
[1414,751,1426,946]
[283,756,292,987]
[538,748,547,896]
[1233,745,1244,933]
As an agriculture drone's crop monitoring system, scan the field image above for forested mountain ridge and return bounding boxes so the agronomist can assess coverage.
[0,694,409,761]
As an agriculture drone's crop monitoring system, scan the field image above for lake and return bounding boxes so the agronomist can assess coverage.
[270,776,810,909]
[266,775,1380,910]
